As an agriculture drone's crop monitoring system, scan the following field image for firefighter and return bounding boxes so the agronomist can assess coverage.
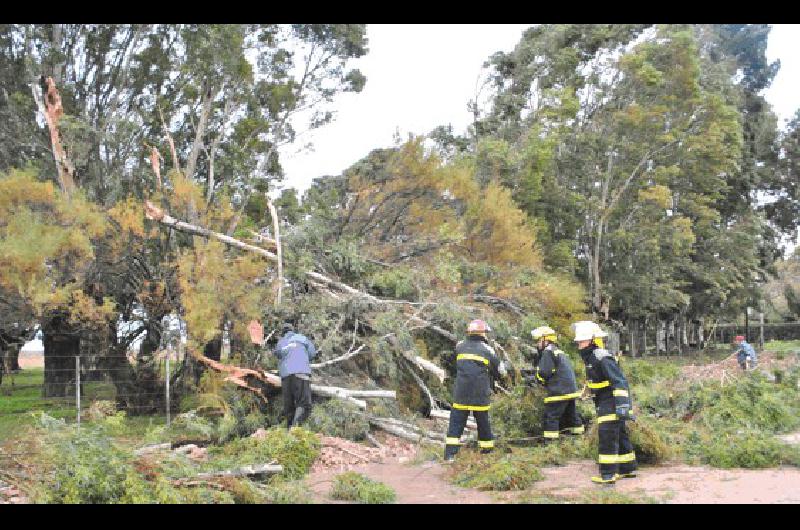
[444,319,508,461]
[573,321,637,484]
[527,326,584,440]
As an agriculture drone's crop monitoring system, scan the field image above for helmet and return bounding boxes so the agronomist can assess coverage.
[531,326,557,342]
[467,319,491,336]
[734,335,745,342]
[572,321,607,342]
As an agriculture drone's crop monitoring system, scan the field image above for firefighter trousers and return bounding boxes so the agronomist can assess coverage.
[598,418,637,476]
[445,408,493,459]
[542,399,584,439]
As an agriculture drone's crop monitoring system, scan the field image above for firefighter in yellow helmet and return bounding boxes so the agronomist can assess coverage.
[573,321,637,484]
[444,319,508,461]
[527,326,584,441]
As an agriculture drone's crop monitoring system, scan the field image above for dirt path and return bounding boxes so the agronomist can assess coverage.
[306,458,494,504]
[519,460,800,503]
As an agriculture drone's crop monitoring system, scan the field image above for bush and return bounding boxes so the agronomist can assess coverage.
[329,471,396,504]
[263,479,314,504]
[31,414,188,504]
[450,449,544,491]
[208,427,320,480]
[692,429,800,469]
[306,399,370,441]
[624,360,680,386]
[490,384,546,439]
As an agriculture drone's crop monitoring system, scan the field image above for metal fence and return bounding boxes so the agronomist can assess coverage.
[0,351,181,448]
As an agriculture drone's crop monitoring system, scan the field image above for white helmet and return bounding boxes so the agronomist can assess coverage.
[531,326,557,341]
[572,321,607,342]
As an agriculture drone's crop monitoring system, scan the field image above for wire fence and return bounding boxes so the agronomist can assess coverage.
[0,354,180,449]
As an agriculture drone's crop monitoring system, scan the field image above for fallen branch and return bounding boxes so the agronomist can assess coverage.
[471,294,525,316]
[310,344,367,369]
[193,463,283,480]
[133,443,171,456]
[368,417,443,446]
[428,409,477,431]
[402,358,439,413]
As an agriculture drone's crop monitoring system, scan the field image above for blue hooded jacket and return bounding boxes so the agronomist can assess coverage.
[274,332,318,378]
[736,341,757,364]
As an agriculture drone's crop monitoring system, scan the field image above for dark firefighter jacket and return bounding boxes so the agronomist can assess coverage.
[452,336,502,410]
[578,345,631,421]
[532,344,580,402]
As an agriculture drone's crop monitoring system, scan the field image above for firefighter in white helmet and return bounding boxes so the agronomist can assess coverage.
[572,321,637,484]
[527,326,584,440]
[444,319,508,461]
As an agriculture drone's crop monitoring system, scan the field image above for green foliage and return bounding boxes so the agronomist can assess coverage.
[262,479,313,504]
[450,449,544,491]
[368,267,419,300]
[30,413,188,504]
[490,385,546,438]
[329,471,396,504]
[207,427,320,480]
[306,399,370,441]
[689,429,800,469]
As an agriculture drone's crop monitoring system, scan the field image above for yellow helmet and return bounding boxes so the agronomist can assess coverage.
[531,326,557,342]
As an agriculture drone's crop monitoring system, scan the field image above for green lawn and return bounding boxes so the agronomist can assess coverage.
[0,367,169,442]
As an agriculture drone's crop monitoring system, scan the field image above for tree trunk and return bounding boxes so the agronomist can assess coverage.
[42,316,80,398]
[629,320,638,358]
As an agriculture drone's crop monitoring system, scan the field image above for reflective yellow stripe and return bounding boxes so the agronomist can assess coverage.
[456,353,489,365]
[617,452,636,463]
[536,372,545,383]
[598,454,618,464]
[588,380,610,389]
[445,437,462,445]
[452,403,490,411]
[570,426,585,434]
[543,392,582,403]
[543,431,560,439]
[612,389,629,397]
[478,440,494,448]
[597,414,618,423]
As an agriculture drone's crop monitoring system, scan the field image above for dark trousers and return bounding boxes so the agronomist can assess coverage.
[282,374,312,428]
[444,408,494,459]
[598,419,637,476]
[542,399,584,439]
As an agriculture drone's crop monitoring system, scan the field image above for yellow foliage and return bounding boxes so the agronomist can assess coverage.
[177,240,271,347]
[638,185,673,209]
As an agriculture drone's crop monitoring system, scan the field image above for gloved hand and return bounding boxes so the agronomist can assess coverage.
[615,404,633,421]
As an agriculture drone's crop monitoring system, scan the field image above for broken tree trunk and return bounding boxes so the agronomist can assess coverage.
[31,76,76,196]
[193,463,283,480]
[367,417,444,446]
[266,197,283,308]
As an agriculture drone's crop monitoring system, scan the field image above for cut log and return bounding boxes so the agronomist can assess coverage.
[193,463,283,479]
[428,409,477,431]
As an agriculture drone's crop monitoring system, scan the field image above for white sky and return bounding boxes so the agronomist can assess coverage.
[279,24,800,196]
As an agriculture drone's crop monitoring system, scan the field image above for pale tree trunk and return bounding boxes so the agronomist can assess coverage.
[266,198,283,308]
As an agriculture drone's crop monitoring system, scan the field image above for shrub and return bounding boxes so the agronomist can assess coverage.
[329,471,396,504]
[208,427,320,480]
[491,384,546,439]
[306,399,370,441]
[450,449,544,491]
[690,429,800,469]
[263,479,314,504]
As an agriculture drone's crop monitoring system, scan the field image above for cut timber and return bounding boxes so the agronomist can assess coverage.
[368,417,444,447]
[428,409,477,431]
[194,463,283,479]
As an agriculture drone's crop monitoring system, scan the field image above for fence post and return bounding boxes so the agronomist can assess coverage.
[759,312,764,350]
[166,350,171,428]
[75,355,81,427]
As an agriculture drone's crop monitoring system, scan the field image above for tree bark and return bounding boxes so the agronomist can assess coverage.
[42,316,80,398]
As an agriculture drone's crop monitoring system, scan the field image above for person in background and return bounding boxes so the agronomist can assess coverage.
[734,335,757,370]
[444,319,509,462]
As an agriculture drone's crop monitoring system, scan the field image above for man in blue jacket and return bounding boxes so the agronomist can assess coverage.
[273,323,318,428]
[734,335,758,370]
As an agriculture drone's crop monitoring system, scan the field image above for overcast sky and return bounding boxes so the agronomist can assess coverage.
[278,24,800,196]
